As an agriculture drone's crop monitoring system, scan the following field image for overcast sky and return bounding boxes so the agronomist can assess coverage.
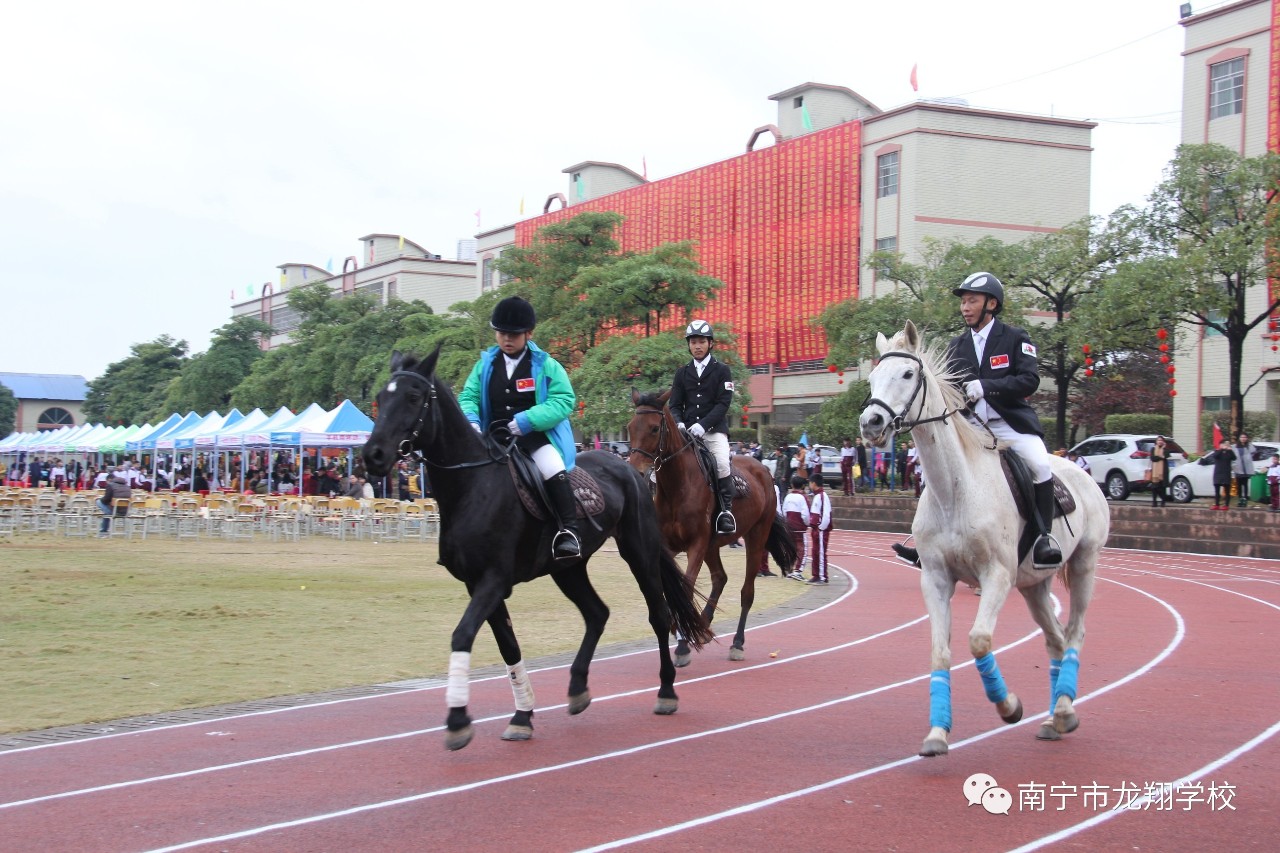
[1,0,1203,383]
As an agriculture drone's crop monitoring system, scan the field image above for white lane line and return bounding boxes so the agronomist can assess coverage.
[134,625,1054,853]
[572,576,1189,852]
[0,568,917,810]
[0,565,864,758]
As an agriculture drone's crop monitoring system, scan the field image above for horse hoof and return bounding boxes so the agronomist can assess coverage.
[445,725,474,751]
[674,653,691,668]
[654,697,678,715]
[999,695,1023,725]
[919,738,949,757]
[1054,710,1079,734]
[568,690,591,715]
[728,647,745,662]
[501,724,533,741]
[1036,722,1061,741]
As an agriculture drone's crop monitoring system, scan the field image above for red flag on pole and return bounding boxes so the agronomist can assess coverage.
[1213,421,1224,447]
[642,156,647,180]
[910,64,919,92]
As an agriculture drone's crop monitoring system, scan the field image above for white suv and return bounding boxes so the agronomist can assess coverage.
[1168,441,1278,504]
[1068,434,1188,501]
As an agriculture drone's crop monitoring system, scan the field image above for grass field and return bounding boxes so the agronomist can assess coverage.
[0,536,804,734]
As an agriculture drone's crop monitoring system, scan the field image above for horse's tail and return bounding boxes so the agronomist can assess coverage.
[767,514,799,575]
[658,548,715,649]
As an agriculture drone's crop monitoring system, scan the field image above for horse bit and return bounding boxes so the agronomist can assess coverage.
[629,408,697,476]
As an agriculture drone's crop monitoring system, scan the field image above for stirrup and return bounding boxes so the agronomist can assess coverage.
[715,511,737,535]
[892,542,920,567]
[1032,533,1063,570]
[552,529,581,560]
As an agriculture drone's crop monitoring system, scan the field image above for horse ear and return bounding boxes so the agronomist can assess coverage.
[390,350,404,372]
[658,389,671,405]
[876,331,890,354]
[904,320,919,350]
[631,386,640,406]
[418,344,443,378]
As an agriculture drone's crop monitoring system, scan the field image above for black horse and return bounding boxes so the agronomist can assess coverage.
[362,348,714,750]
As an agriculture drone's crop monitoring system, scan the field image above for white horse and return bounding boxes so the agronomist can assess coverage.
[858,321,1110,757]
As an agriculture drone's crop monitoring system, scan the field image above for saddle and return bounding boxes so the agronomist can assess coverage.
[1000,449,1077,565]
[507,445,606,522]
[693,440,749,497]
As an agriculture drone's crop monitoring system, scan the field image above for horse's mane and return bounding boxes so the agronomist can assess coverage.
[634,390,666,409]
[887,329,990,456]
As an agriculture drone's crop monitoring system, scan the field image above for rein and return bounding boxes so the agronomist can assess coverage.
[388,370,512,470]
[630,407,697,475]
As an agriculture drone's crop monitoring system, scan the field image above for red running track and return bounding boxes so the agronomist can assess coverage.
[1,530,1277,852]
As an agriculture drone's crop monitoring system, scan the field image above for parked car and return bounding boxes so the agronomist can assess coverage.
[766,444,842,482]
[1167,441,1279,503]
[1068,434,1188,501]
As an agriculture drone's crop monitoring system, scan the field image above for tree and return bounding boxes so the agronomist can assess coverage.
[83,336,188,425]
[164,315,273,414]
[800,380,871,447]
[570,330,750,437]
[1003,212,1148,449]
[0,382,16,436]
[495,212,724,366]
[1069,351,1173,439]
[819,237,1025,369]
[1124,144,1280,438]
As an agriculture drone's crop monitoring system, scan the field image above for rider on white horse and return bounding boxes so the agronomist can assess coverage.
[893,272,1063,570]
[669,319,737,535]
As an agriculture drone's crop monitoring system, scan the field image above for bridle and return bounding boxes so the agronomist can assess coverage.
[862,352,965,435]
[387,369,512,470]
[629,407,697,475]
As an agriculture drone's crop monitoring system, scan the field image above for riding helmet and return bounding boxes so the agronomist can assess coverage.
[685,319,714,340]
[953,272,1004,313]
[490,296,537,333]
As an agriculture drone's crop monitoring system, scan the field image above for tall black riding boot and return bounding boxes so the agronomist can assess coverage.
[545,472,582,561]
[716,476,737,535]
[1032,479,1063,569]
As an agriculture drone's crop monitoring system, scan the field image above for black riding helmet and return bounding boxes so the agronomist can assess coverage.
[490,296,537,333]
[952,272,1004,314]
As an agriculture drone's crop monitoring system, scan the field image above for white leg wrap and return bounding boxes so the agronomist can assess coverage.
[507,660,535,712]
[446,651,471,708]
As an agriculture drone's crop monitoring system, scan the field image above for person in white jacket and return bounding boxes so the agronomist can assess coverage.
[806,472,832,584]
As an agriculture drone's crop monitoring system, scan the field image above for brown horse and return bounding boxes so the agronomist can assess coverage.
[628,390,799,665]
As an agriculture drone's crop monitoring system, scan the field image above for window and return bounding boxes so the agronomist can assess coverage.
[1202,396,1229,412]
[481,257,496,292]
[37,407,74,430]
[793,96,804,108]
[1208,57,1244,119]
[873,236,898,275]
[877,151,899,198]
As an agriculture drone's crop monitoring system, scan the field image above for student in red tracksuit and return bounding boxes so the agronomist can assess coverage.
[807,472,832,584]
[782,475,810,581]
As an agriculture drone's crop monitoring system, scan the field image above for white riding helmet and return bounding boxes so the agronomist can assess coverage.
[685,319,714,340]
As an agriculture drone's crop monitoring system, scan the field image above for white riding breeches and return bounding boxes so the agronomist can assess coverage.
[703,432,731,478]
[970,416,1052,482]
[532,444,566,479]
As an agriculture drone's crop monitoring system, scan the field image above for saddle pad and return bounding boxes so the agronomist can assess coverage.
[509,463,607,521]
[695,441,750,498]
[731,473,749,498]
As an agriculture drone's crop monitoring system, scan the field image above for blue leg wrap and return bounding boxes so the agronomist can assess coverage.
[1054,648,1079,705]
[929,670,952,732]
[1048,658,1062,714]
[974,652,1008,704]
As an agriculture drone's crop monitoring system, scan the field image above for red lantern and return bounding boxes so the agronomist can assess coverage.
[1157,328,1168,340]
[838,379,844,384]
[1158,342,1169,352]
[1272,334,1279,342]
[1160,355,1170,363]
[1082,344,1091,355]
[1084,368,1093,377]
[1169,377,1176,384]
[827,364,837,372]
[1085,357,1093,366]
[1167,365,1176,374]
[1170,389,1178,397]
[838,370,844,377]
